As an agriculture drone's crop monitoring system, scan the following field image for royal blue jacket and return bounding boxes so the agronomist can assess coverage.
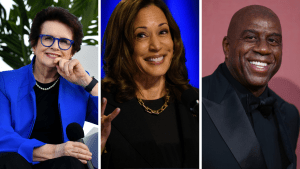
[0,60,98,164]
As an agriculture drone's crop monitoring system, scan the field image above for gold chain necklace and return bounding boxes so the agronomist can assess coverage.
[137,93,170,115]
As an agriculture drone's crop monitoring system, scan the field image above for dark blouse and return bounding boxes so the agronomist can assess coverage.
[30,79,63,144]
[142,97,183,168]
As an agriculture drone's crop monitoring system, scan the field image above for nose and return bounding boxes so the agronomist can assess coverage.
[253,39,271,55]
[51,39,60,50]
[149,34,162,51]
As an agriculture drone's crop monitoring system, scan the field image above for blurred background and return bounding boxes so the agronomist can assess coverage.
[101,0,199,88]
[0,0,99,136]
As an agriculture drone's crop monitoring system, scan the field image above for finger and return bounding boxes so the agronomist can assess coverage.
[53,57,62,64]
[78,159,87,164]
[72,147,92,157]
[74,152,92,161]
[69,148,92,162]
[56,65,64,76]
[65,141,89,154]
[68,60,77,76]
[64,60,71,76]
[73,142,91,153]
[107,108,120,122]
[101,98,107,116]
[58,59,68,71]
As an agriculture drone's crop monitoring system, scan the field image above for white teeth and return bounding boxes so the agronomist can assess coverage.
[48,53,58,57]
[250,61,267,67]
[148,56,163,62]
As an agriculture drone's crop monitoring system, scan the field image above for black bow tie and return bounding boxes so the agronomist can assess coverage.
[247,94,276,118]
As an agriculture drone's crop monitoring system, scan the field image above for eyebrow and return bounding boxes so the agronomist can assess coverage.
[241,29,282,38]
[134,22,168,32]
[269,33,282,38]
[241,29,257,35]
[42,34,72,40]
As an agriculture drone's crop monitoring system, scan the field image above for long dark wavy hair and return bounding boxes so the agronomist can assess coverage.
[102,0,193,103]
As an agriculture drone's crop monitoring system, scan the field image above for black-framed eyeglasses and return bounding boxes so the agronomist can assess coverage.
[39,34,74,50]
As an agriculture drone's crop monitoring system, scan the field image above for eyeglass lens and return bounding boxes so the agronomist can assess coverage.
[41,35,72,50]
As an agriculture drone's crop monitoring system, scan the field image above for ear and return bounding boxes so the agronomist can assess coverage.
[222,36,230,60]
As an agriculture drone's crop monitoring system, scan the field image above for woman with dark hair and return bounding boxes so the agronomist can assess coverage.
[101,0,199,168]
[0,7,98,169]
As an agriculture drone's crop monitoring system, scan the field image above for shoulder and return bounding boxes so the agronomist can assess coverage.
[202,74,212,98]
[269,88,299,146]
[269,88,299,116]
[0,65,31,93]
[202,64,226,98]
[202,70,223,99]
[0,65,29,83]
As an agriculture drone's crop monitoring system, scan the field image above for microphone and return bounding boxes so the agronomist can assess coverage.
[66,122,94,169]
[181,88,199,116]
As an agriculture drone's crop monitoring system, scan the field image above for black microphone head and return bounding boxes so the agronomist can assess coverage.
[181,88,199,109]
[66,122,84,141]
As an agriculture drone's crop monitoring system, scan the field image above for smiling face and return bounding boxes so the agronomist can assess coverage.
[224,9,282,94]
[32,20,73,68]
[132,5,174,79]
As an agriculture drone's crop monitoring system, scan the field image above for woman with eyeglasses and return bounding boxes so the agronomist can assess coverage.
[0,7,98,169]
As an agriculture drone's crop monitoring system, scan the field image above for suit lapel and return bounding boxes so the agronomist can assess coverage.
[110,98,164,167]
[203,66,266,169]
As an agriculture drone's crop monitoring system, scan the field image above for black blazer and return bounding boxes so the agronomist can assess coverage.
[202,64,299,169]
[101,89,199,169]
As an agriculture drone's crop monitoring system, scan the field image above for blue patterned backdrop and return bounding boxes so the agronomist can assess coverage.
[101,0,199,88]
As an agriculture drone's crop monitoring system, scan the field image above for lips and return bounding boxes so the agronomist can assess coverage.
[144,55,164,65]
[46,53,59,59]
[249,60,269,72]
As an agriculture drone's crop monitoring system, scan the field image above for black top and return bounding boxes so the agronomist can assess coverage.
[30,79,63,144]
[141,97,183,168]
[221,63,289,169]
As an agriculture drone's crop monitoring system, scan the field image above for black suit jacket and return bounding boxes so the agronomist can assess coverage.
[202,64,299,169]
[101,89,199,169]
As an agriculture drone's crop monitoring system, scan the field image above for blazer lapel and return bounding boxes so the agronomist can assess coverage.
[17,63,37,138]
[203,67,266,169]
[111,98,164,168]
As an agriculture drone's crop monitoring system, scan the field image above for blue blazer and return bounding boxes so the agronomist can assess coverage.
[0,60,98,164]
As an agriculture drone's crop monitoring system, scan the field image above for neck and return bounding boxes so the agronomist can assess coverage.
[225,62,267,97]
[248,86,267,97]
[33,62,59,83]
[135,74,166,100]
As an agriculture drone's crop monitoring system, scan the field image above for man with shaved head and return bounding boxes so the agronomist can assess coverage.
[203,5,299,169]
